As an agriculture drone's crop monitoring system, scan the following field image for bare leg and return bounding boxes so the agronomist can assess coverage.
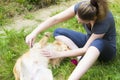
[55,35,82,60]
[55,35,78,49]
[68,46,100,80]
[55,35,82,59]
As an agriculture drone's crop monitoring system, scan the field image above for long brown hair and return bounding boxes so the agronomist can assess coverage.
[77,0,108,21]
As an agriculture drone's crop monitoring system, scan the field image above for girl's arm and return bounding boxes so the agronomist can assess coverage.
[26,5,76,47]
[43,33,105,58]
[58,33,105,58]
[31,5,76,36]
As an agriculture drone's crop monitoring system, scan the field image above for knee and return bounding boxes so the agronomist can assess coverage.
[91,39,104,45]
[90,39,105,52]
[53,28,64,37]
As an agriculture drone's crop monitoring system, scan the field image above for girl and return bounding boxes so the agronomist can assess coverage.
[26,0,116,79]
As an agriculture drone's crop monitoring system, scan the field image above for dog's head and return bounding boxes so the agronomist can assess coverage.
[32,32,51,49]
[53,40,69,51]
[47,40,70,68]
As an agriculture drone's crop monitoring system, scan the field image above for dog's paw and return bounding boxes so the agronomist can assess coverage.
[44,32,51,38]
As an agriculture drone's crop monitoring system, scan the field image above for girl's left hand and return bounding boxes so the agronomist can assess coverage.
[40,49,60,59]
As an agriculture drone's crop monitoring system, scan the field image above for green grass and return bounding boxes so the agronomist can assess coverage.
[24,13,35,20]
[0,1,26,26]
[0,0,120,80]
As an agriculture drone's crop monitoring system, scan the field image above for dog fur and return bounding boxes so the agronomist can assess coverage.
[13,32,69,80]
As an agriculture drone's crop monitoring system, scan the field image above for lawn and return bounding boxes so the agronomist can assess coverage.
[0,0,120,80]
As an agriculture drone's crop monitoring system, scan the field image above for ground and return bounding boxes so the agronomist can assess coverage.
[4,0,79,31]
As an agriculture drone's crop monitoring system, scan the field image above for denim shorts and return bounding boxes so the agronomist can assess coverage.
[53,28,116,62]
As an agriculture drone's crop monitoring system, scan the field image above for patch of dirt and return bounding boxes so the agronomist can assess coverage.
[4,0,79,31]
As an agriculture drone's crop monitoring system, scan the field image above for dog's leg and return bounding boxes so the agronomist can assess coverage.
[39,32,51,48]
[13,51,30,80]
[13,58,21,80]
[49,58,64,68]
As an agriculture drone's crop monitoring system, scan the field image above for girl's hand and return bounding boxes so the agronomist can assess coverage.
[41,49,60,59]
[25,33,36,48]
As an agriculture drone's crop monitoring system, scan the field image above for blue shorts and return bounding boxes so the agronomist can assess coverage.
[54,28,116,62]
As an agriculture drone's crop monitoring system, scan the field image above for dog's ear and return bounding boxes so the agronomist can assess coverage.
[53,40,62,45]
[39,32,51,48]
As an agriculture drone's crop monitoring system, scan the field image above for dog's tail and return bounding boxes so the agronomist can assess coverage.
[39,32,51,48]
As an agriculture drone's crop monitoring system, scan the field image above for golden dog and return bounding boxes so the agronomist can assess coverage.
[13,32,69,80]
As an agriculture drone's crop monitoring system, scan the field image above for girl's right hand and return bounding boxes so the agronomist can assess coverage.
[25,33,37,48]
